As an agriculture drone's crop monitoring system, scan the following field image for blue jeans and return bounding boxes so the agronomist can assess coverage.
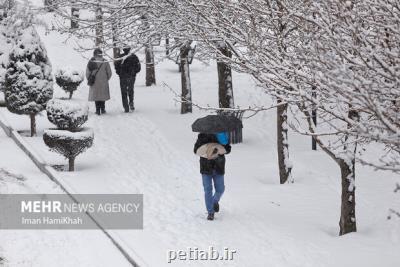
[201,171,225,214]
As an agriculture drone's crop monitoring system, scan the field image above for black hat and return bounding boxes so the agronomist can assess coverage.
[93,48,103,56]
[123,47,131,54]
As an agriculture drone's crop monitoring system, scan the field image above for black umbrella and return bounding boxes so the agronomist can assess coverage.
[192,115,243,134]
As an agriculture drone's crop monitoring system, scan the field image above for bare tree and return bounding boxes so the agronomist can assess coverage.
[170,0,399,235]
[292,0,400,234]
[298,0,400,172]
[180,40,192,113]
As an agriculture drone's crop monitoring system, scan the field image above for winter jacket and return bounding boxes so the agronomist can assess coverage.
[194,133,231,175]
[86,57,112,102]
[115,53,141,79]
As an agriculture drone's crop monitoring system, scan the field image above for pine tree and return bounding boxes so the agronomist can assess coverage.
[5,24,53,136]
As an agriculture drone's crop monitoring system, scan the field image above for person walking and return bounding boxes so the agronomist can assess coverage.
[86,48,112,115]
[194,132,231,220]
[114,47,141,112]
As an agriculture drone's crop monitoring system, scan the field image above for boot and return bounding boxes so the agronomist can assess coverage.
[207,213,214,221]
[213,202,219,213]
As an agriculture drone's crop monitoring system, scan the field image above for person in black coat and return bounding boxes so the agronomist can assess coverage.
[114,48,141,112]
[194,132,231,220]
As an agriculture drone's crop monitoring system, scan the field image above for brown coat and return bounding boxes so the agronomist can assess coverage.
[86,57,112,102]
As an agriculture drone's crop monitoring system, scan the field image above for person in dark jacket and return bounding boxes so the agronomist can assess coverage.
[194,132,231,220]
[114,47,141,112]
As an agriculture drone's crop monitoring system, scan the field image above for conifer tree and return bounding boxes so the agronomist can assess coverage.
[5,24,53,136]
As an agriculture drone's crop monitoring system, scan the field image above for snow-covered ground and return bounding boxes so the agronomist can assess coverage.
[0,4,399,267]
[0,127,132,267]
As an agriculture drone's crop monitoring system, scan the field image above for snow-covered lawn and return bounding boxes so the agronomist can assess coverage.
[0,127,131,267]
[0,16,399,266]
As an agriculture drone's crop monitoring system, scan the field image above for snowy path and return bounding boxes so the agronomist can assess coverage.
[52,90,306,266]
[49,89,329,266]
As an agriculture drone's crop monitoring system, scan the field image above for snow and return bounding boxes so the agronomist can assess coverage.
[44,128,93,140]
[0,23,12,87]
[47,98,89,121]
[0,4,399,267]
[347,173,355,192]
[55,67,84,83]
[13,27,45,58]
[46,98,89,131]
[5,22,53,115]
[0,129,131,267]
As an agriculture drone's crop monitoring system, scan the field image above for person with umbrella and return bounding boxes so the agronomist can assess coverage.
[192,115,242,220]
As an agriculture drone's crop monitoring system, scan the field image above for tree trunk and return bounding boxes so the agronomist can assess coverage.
[180,43,192,114]
[166,38,170,56]
[277,101,291,184]
[68,157,75,172]
[217,44,234,109]
[145,44,156,86]
[311,109,317,150]
[95,3,103,47]
[69,91,73,99]
[338,109,359,235]
[71,6,79,29]
[339,159,357,235]
[30,114,36,137]
[311,86,317,150]
[111,18,120,60]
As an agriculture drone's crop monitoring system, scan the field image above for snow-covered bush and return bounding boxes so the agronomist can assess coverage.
[44,98,93,171]
[46,99,88,130]
[0,67,5,106]
[55,68,84,99]
[4,24,53,136]
[0,1,15,107]
[0,17,11,94]
[0,47,8,95]
[0,68,5,90]
[43,128,93,172]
